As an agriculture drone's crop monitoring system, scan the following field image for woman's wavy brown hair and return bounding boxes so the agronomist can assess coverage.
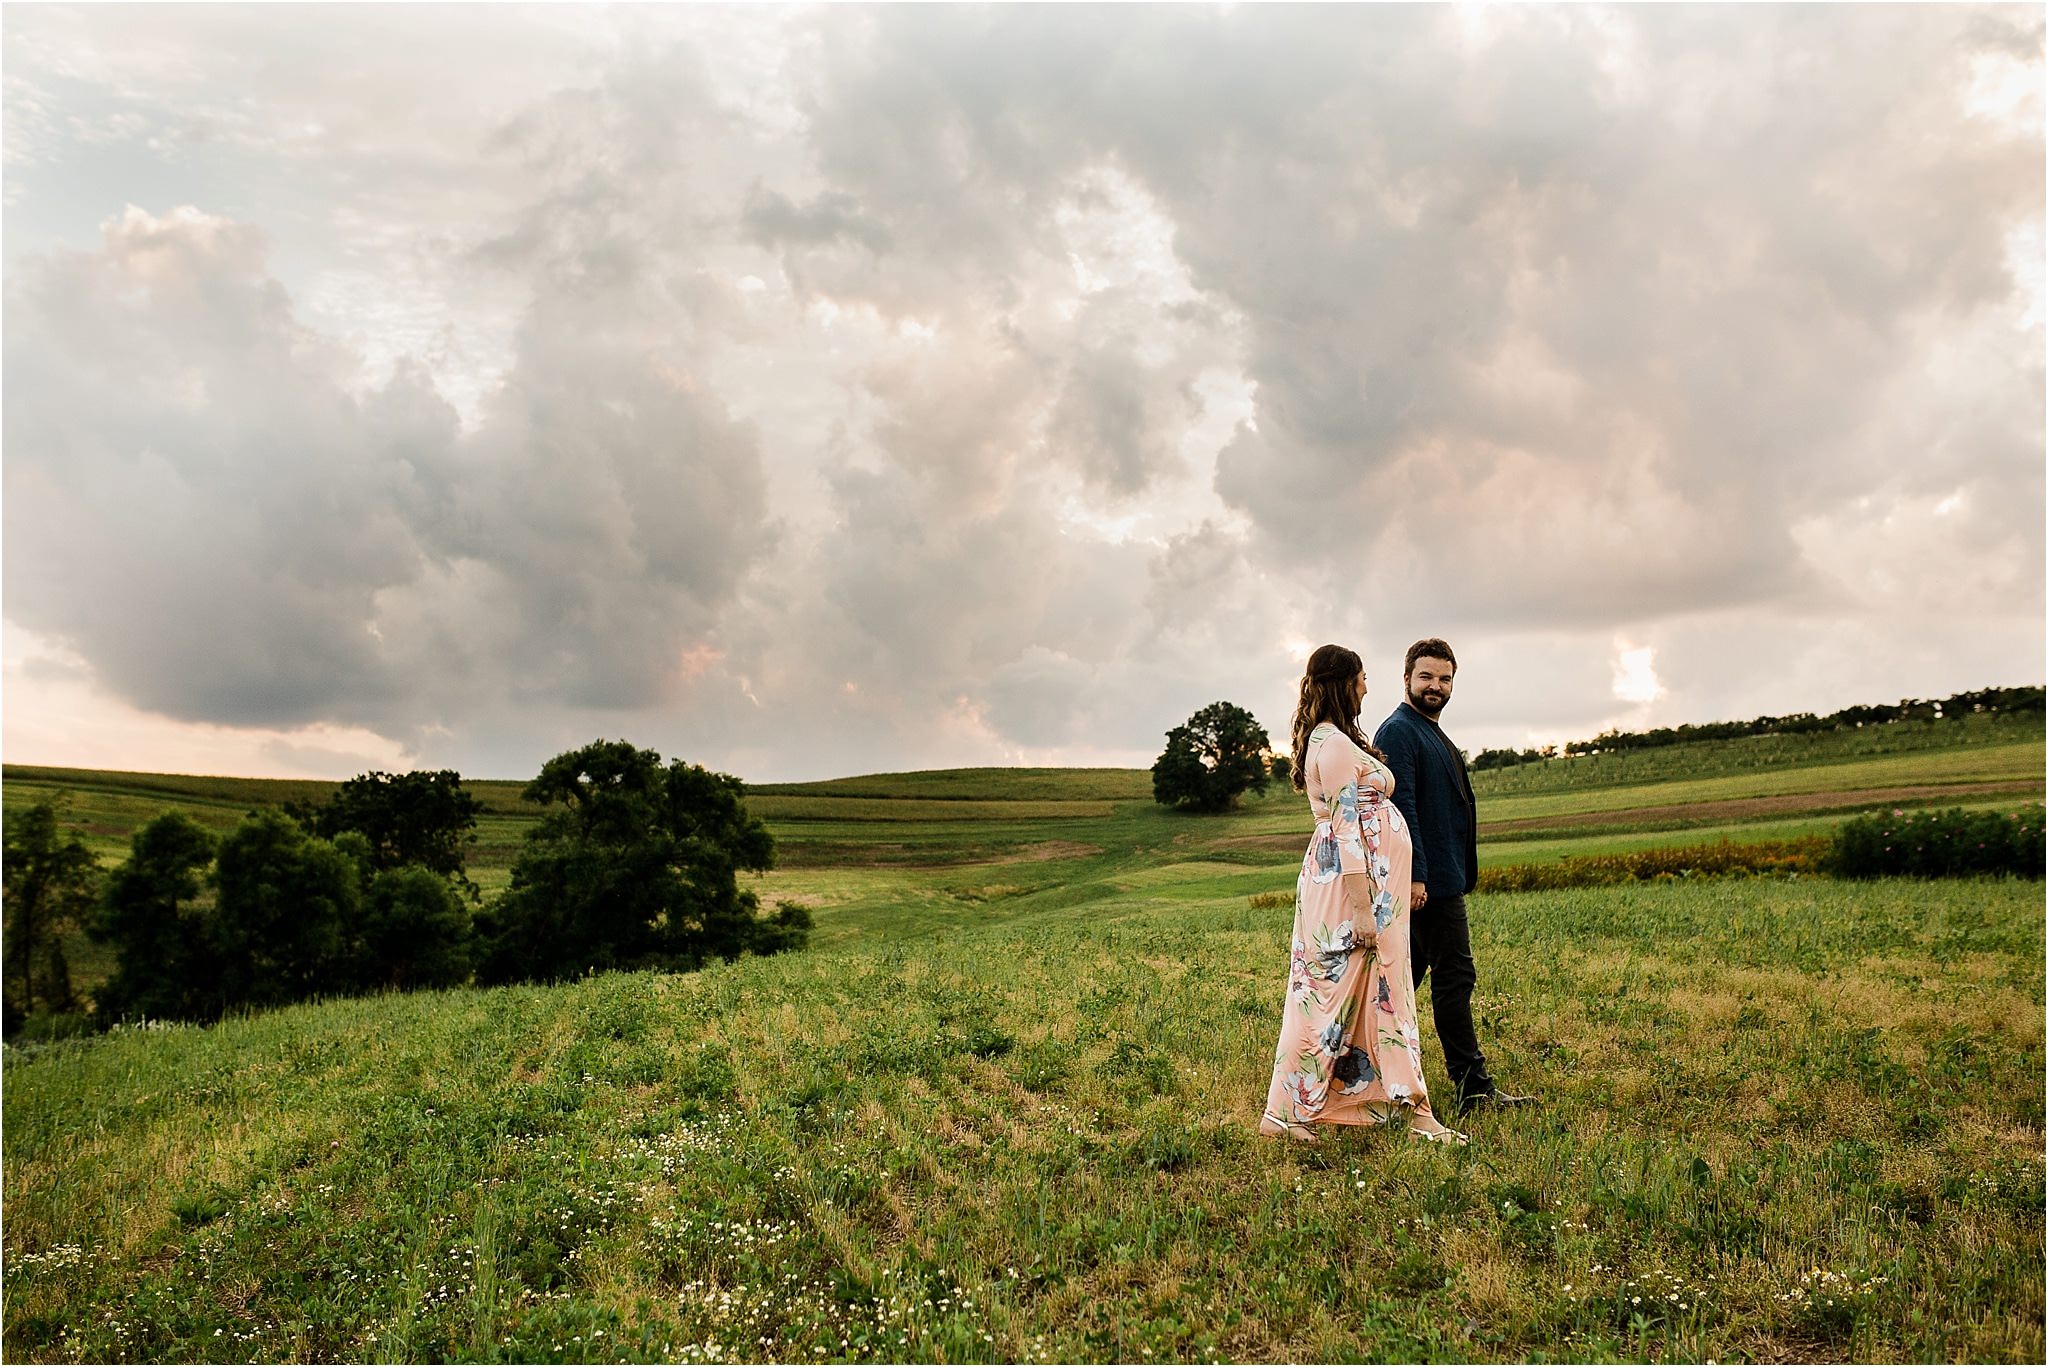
[1289,644,1389,790]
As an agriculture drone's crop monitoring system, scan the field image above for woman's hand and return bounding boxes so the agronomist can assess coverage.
[1343,875,1381,957]
[1411,880,1428,911]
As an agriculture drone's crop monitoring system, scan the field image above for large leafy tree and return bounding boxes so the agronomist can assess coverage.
[89,813,219,1024]
[209,810,359,1013]
[1152,701,1275,812]
[290,769,484,898]
[356,864,474,992]
[3,799,100,1030]
[476,739,802,984]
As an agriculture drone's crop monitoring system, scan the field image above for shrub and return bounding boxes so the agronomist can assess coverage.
[14,1010,96,1045]
[1479,838,1830,894]
[1828,805,2044,879]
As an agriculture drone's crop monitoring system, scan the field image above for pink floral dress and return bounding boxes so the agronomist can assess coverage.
[1262,722,1439,1130]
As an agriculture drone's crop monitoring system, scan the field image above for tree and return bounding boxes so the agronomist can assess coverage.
[1152,702,1274,812]
[209,810,359,1013]
[356,865,473,991]
[290,769,484,898]
[475,739,796,984]
[3,799,100,1030]
[89,813,218,1024]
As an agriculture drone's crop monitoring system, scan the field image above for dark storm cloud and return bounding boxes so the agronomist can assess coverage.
[2,199,774,740]
[3,210,416,726]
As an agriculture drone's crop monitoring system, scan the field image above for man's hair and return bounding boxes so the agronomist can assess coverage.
[1404,638,1458,678]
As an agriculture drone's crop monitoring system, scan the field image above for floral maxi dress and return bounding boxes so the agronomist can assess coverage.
[1262,722,1439,1130]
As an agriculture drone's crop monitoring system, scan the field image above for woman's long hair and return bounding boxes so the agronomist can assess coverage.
[1289,644,1388,790]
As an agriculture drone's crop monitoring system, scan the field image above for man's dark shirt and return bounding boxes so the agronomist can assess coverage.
[1374,700,1479,897]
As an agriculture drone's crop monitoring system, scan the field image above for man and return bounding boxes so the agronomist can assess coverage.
[1375,638,1533,1118]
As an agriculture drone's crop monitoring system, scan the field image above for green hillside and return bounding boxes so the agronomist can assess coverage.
[5,878,2040,1362]
[4,713,2043,1361]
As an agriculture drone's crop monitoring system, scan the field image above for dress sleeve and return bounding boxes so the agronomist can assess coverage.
[1374,718,1429,889]
[1312,730,1373,880]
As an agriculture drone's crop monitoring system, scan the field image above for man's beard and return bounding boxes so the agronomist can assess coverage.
[1408,687,1448,718]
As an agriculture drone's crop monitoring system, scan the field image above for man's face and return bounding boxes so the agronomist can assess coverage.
[1406,657,1455,717]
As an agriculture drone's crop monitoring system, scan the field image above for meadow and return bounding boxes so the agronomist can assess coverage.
[3,712,2043,1362]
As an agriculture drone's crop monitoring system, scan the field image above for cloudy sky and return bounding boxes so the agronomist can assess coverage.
[4,4,2042,783]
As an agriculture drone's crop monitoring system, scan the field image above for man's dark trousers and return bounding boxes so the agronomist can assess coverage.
[1410,892,1492,1103]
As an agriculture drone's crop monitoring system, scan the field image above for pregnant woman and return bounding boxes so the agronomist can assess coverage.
[1259,644,1467,1145]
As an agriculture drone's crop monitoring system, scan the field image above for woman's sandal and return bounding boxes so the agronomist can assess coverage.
[1407,1118,1469,1146]
[1258,1114,1319,1144]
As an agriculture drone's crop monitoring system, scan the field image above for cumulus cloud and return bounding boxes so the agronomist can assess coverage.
[2,5,2040,779]
[4,200,776,750]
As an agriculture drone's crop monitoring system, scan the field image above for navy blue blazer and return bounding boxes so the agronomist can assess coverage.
[1374,701,1478,897]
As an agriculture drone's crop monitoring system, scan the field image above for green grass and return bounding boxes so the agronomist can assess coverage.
[5,877,2041,1362]
[1473,743,2041,825]
[746,768,1154,802]
[1469,712,2040,794]
[4,716,2044,1361]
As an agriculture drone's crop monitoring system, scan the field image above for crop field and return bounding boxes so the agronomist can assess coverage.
[3,713,2044,1362]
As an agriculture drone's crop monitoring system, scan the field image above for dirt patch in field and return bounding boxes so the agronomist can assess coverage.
[980,839,1103,864]
[1207,833,1311,855]
[774,838,1102,869]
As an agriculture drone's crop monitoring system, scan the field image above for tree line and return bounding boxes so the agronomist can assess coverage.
[1470,685,2045,772]
[2,740,809,1040]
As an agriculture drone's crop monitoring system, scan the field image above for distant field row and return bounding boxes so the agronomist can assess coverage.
[746,795,1115,823]
[1470,710,2039,794]
[5,716,2041,890]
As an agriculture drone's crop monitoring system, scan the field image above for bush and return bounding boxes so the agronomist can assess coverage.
[14,1010,97,1045]
[1828,806,2044,879]
[1479,838,1829,894]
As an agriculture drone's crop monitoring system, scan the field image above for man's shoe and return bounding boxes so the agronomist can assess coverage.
[1456,1088,1535,1118]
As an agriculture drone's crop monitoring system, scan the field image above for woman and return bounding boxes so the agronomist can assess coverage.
[1259,644,1467,1145]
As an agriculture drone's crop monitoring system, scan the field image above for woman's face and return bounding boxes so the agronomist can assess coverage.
[1350,669,1368,715]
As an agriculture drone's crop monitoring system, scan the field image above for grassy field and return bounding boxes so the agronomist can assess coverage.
[3,713,2043,1362]
[4,880,2041,1363]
